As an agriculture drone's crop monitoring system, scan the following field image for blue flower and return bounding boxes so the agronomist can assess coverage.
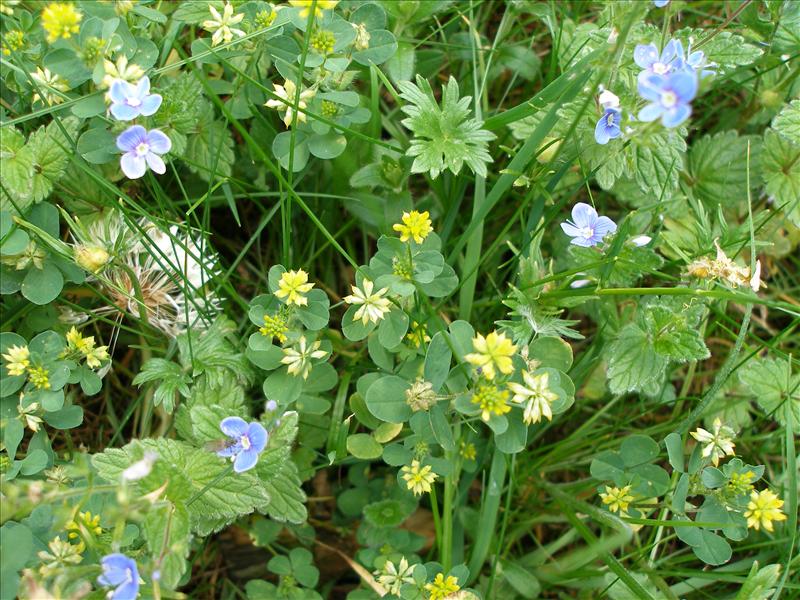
[561,203,617,247]
[109,76,162,121]
[218,417,268,473]
[673,40,715,79]
[98,554,139,600]
[116,125,171,179]
[634,40,680,77]
[595,107,622,145]
[653,0,670,7]
[637,71,697,128]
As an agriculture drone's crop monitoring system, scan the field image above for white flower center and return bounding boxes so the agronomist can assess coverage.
[135,142,150,156]
[240,435,251,450]
[606,112,616,126]
[127,97,142,107]
[653,62,669,74]
[661,91,677,108]
[580,226,594,239]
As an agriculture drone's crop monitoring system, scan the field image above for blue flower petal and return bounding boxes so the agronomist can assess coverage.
[595,119,611,145]
[661,103,691,128]
[116,125,146,152]
[560,222,583,237]
[109,79,131,105]
[634,44,659,69]
[145,152,166,175]
[234,448,259,472]
[145,129,172,154]
[569,236,594,248]
[247,422,269,453]
[571,203,597,229]
[120,153,147,179]
[220,416,248,438]
[139,94,162,117]
[110,102,140,121]
[669,71,698,102]
[135,76,150,98]
[637,72,666,101]
[111,578,140,600]
[594,216,618,236]
[638,103,663,123]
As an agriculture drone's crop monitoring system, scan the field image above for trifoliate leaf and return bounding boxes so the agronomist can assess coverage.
[761,129,800,225]
[738,357,800,428]
[772,100,800,145]
[398,75,495,178]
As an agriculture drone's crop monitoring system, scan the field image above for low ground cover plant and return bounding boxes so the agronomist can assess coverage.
[0,0,798,598]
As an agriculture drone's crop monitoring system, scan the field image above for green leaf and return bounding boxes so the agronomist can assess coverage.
[20,262,63,305]
[625,130,686,201]
[378,309,409,348]
[272,130,309,172]
[77,126,117,164]
[133,358,191,414]
[363,499,411,528]
[691,530,732,566]
[185,104,235,181]
[528,336,573,371]
[352,29,398,66]
[687,131,759,206]
[644,302,709,362]
[365,375,412,423]
[424,332,452,391]
[607,323,668,395]
[307,132,347,159]
[295,289,330,330]
[42,405,83,429]
[738,357,800,428]
[346,433,383,459]
[0,523,35,600]
[664,432,684,473]
[620,435,659,467]
[761,129,800,225]
[735,562,782,600]
[772,99,800,145]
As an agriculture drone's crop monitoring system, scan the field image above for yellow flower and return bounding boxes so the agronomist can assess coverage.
[66,511,103,544]
[288,0,339,19]
[599,485,635,514]
[259,312,289,343]
[275,269,315,306]
[41,2,82,43]
[84,345,110,369]
[471,382,511,422]
[344,278,392,325]
[281,336,327,379]
[1,29,25,55]
[507,370,559,424]
[425,573,460,600]
[727,470,755,496]
[2,344,30,376]
[74,244,110,273]
[64,327,109,368]
[744,489,787,532]
[407,321,431,348]
[401,460,437,496]
[28,366,51,390]
[690,418,736,466]
[30,67,69,105]
[203,1,245,47]
[19,402,43,432]
[102,55,145,89]
[0,1,21,17]
[264,79,316,128]
[393,210,433,244]
[465,331,517,380]
[460,441,476,461]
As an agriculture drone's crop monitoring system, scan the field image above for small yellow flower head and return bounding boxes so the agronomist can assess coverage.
[407,321,432,348]
[280,336,327,379]
[375,557,415,596]
[66,327,92,354]
[255,8,277,29]
[102,55,145,89]
[321,100,339,117]
[690,418,736,467]
[203,1,245,47]
[744,489,787,532]
[37,536,83,573]
[275,269,315,306]
[288,0,339,19]
[460,441,476,461]
[1,29,25,55]
[600,485,635,514]
[425,573,461,600]
[310,29,336,55]
[344,278,392,325]
[74,244,111,273]
[393,210,433,244]
[507,370,559,424]
[401,459,437,496]
[405,378,436,412]
[259,311,289,343]
[84,345,110,369]
[465,330,517,380]
[28,366,51,390]
[3,344,31,376]
[66,511,103,544]
[30,67,69,105]
[41,2,82,43]
[471,382,511,422]
[727,470,756,496]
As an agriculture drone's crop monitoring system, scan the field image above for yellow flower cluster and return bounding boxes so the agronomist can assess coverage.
[401,459,437,496]
[41,2,82,43]
[259,311,289,343]
[744,489,787,532]
[393,210,433,244]
[65,327,110,368]
[465,330,517,380]
[600,485,635,514]
[425,573,461,600]
[1,29,24,55]
[66,510,102,551]
[288,0,339,19]
[471,382,511,422]
[275,269,315,306]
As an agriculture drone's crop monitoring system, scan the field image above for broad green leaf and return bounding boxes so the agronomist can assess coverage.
[607,323,668,395]
[346,433,383,459]
[687,131,759,206]
[738,357,800,428]
[761,129,800,225]
[735,562,782,600]
[365,375,412,423]
[772,99,800,145]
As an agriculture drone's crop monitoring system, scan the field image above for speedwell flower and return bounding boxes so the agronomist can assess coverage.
[508,370,559,425]
[289,0,339,19]
[637,70,697,128]
[744,489,787,532]
[600,485,635,513]
[109,76,162,121]
[203,2,245,46]
[218,417,269,473]
[116,125,172,179]
[595,107,622,145]
[2,344,30,376]
[281,336,328,379]
[401,459,437,496]
[690,418,736,466]
[425,573,461,600]
[344,279,392,325]
[41,2,82,43]
[265,79,316,128]
[634,40,680,77]
[560,202,617,247]
[275,269,314,306]
[653,0,670,7]
[393,210,433,244]
[98,553,139,600]
[465,330,517,380]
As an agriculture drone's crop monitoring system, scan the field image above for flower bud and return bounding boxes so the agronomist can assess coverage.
[75,245,110,273]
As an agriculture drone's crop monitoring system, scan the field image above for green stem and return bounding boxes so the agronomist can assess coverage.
[442,461,454,571]
[429,484,442,560]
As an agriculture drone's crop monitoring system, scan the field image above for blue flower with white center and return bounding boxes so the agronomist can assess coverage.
[595,107,622,145]
[218,417,268,473]
[109,76,162,121]
[637,70,697,128]
[97,554,139,600]
[634,40,680,78]
[653,0,670,7]
[561,203,617,247]
[673,39,716,79]
[116,125,171,179]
